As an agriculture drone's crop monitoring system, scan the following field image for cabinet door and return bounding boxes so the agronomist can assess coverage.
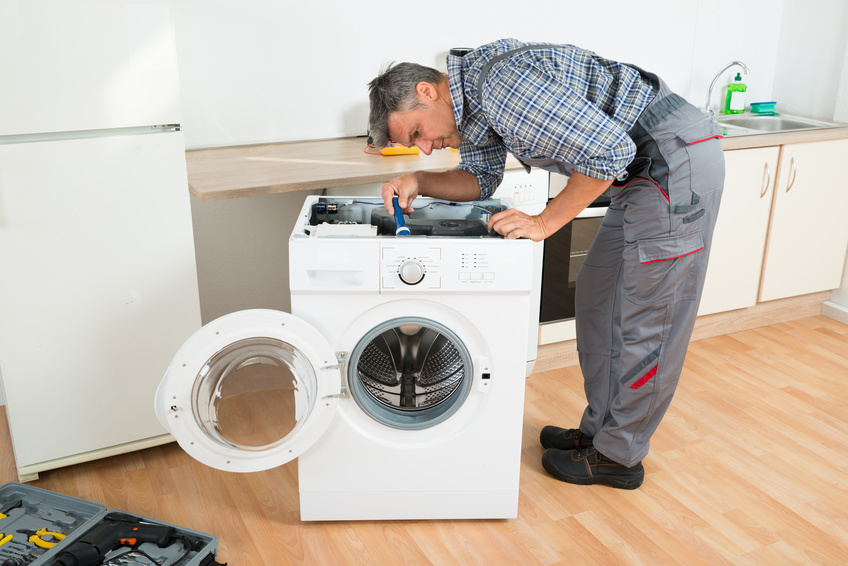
[760,139,848,302]
[0,0,181,135]
[0,133,201,472]
[698,147,778,315]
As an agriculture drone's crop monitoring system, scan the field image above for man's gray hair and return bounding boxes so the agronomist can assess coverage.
[368,62,446,149]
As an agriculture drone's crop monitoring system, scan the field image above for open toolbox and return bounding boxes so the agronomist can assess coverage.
[0,483,221,566]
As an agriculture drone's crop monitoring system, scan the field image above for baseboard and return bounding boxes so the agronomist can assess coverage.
[532,291,831,374]
[822,300,848,325]
[15,434,174,483]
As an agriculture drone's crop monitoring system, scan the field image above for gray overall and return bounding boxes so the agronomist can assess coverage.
[478,50,725,467]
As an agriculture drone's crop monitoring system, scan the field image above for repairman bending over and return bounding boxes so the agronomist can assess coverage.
[367,39,725,489]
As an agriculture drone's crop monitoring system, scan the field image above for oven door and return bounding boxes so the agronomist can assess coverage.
[539,198,609,344]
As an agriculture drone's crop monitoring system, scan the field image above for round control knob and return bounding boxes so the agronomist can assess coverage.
[398,259,426,285]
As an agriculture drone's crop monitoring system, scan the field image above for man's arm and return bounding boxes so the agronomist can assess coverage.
[488,172,612,241]
[381,168,481,213]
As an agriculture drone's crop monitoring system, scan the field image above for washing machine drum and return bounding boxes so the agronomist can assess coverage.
[349,317,474,430]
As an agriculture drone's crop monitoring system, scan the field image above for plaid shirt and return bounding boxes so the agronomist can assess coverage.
[447,39,657,198]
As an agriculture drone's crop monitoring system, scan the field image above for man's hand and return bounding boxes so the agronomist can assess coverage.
[381,173,420,214]
[493,172,612,241]
[381,169,481,214]
[488,209,550,241]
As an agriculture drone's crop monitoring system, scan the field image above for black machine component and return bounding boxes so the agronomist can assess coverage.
[369,209,490,237]
[308,199,497,237]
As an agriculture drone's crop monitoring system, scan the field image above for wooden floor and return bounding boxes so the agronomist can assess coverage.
[2,315,847,565]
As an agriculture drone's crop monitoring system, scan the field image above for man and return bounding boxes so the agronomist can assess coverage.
[368,39,725,489]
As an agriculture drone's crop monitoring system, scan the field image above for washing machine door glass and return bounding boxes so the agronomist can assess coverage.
[155,309,341,473]
[348,316,474,430]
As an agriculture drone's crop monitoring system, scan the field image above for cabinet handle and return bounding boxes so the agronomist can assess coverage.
[761,162,770,199]
[786,157,797,192]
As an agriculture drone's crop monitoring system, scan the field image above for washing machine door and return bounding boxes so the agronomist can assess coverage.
[155,309,341,473]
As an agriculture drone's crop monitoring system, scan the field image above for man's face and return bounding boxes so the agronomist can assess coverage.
[386,82,462,155]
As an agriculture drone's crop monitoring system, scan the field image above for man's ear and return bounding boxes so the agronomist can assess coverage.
[416,81,438,102]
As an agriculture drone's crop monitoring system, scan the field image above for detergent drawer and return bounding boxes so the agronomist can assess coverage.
[289,239,380,294]
[0,482,219,566]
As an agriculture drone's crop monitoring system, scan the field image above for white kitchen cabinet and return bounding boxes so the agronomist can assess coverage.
[0,1,181,136]
[0,0,200,483]
[699,146,779,315]
[760,139,848,301]
[0,132,200,480]
[0,133,201,481]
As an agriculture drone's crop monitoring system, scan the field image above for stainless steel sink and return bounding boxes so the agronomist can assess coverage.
[716,113,843,137]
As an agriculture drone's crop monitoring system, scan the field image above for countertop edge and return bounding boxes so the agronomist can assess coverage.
[720,124,848,150]
[187,121,848,201]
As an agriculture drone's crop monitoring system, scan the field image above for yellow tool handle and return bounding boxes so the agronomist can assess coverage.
[0,533,13,547]
[380,143,420,156]
[29,527,66,549]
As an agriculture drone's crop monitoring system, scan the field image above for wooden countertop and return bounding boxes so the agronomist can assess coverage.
[186,138,524,202]
[186,120,848,202]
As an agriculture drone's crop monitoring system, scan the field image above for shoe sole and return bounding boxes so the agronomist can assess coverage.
[542,452,645,490]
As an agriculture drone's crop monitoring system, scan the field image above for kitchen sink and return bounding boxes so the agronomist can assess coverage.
[716,113,843,137]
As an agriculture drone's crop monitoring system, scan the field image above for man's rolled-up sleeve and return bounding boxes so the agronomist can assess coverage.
[456,137,508,200]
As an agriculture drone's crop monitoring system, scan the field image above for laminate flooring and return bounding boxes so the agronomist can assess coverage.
[1,315,847,565]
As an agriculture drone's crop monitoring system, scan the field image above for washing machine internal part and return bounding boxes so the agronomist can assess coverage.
[305,198,505,237]
[349,317,473,430]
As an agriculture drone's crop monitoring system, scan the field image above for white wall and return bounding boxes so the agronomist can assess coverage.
[173,0,789,150]
[773,0,848,119]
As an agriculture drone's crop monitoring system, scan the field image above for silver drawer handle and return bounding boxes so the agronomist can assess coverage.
[786,157,797,192]
[761,162,770,199]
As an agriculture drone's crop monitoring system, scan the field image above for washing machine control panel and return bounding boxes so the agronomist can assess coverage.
[381,245,442,289]
[380,241,534,292]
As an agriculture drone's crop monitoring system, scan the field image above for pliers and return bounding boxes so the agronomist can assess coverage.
[17,527,66,549]
[0,532,12,547]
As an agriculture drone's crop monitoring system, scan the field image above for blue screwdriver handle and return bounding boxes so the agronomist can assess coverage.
[392,196,411,235]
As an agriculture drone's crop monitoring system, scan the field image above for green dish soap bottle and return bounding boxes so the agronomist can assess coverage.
[724,73,747,114]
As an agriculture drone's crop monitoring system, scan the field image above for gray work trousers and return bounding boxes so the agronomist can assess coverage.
[575,80,725,467]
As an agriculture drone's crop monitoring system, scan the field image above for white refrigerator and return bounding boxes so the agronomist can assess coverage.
[0,0,201,481]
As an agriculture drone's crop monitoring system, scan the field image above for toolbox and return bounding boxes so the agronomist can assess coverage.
[0,482,220,566]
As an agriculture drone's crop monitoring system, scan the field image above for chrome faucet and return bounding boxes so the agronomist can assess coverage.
[703,61,750,119]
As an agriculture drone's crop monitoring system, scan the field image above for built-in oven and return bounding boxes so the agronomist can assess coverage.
[538,178,610,345]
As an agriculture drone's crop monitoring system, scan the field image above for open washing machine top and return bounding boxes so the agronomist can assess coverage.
[294,196,511,239]
[288,195,534,294]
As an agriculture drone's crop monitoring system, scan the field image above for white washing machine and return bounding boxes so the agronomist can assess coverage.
[155,195,535,521]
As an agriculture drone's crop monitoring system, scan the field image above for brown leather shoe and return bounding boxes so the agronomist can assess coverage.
[539,426,593,451]
[542,446,644,490]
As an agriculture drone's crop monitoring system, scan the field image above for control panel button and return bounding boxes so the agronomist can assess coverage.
[399,259,426,285]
